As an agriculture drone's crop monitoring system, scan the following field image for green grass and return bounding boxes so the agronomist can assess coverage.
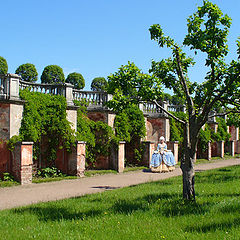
[0,180,19,188]
[1,165,240,239]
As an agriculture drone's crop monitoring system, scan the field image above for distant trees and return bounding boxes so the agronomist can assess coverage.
[15,63,38,82]
[41,65,65,84]
[66,72,85,89]
[91,77,108,91]
[0,56,8,75]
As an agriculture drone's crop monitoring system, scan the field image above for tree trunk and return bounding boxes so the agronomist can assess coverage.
[180,123,198,201]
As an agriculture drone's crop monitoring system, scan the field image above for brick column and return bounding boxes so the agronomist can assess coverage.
[12,142,33,185]
[207,141,211,160]
[142,141,155,167]
[111,141,125,173]
[68,141,86,177]
[217,141,224,158]
[230,140,235,157]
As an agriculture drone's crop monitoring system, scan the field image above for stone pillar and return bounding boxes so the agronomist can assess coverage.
[218,141,224,158]
[68,141,86,177]
[207,141,211,160]
[111,141,125,173]
[64,83,74,106]
[230,140,235,157]
[142,141,155,167]
[167,141,179,164]
[12,142,33,185]
[66,106,78,132]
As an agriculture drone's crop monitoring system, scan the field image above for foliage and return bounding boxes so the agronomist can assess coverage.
[15,63,38,82]
[198,125,212,152]
[8,89,76,166]
[107,61,162,106]
[41,65,65,84]
[227,112,240,127]
[114,111,131,142]
[169,111,187,143]
[114,104,146,142]
[0,56,8,75]
[36,167,64,178]
[212,117,231,142]
[66,72,85,89]
[2,172,14,182]
[91,77,108,91]
[74,100,116,167]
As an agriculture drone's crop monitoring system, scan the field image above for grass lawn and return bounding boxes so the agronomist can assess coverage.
[1,166,240,239]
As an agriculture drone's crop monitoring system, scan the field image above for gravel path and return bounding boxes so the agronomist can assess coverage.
[0,158,240,210]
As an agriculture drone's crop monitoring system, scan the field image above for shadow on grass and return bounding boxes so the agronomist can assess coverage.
[112,199,149,214]
[185,217,240,233]
[196,168,240,183]
[12,206,102,222]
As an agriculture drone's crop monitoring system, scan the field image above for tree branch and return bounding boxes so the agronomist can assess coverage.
[208,109,240,118]
[175,47,195,115]
[153,100,186,124]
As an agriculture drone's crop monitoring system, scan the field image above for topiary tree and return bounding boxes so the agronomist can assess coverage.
[15,63,38,82]
[91,77,108,91]
[0,56,8,75]
[66,72,85,89]
[41,65,65,84]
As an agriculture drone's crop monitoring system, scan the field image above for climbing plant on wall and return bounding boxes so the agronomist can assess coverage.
[8,89,76,166]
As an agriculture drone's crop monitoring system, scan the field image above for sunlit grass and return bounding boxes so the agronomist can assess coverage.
[1,165,240,239]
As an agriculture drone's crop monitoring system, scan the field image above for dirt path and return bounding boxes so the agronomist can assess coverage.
[0,158,240,210]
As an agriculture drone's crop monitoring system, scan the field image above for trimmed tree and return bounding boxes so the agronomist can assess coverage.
[66,72,85,89]
[15,63,38,82]
[41,65,65,84]
[91,77,108,91]
[108,1,240,200]
[0,56,8,75]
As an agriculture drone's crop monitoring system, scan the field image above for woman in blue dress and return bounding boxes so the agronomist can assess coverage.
[150,136,176,172]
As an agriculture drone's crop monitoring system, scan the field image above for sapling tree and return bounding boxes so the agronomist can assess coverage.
[108,1,240,200]
[148,0,240,200]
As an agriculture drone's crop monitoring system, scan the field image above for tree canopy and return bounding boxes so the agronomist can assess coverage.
[66,72,85,89]
[41,65,65,84]
[0,56,8,75]
[91,77,108,91]
[15,63,38,82]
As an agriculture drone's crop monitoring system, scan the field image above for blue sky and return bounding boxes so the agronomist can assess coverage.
[1,0,240,90]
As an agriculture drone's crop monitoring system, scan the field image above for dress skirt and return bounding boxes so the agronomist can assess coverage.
[150,151,176,173]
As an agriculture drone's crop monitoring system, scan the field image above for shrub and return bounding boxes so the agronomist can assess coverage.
[0,56,8,75]
[66,72,85,89]
[41,65,65,84]
[91,77,108,91]
[15,63,38,82]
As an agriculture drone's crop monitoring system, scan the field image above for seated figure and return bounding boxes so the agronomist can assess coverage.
[150,136,176,173]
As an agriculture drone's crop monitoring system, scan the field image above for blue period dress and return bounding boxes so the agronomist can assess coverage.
[150,143,176,172]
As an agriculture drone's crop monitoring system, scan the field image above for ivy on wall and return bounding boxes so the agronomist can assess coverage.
[74,101,117,168]
[8,89,76,166]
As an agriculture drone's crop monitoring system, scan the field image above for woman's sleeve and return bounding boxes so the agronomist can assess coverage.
[157,144,160,151]
[164,144,167,150]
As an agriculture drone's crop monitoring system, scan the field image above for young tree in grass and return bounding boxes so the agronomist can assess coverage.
[148,0,240,200]
[108,1,240,200]
[0,56,8,75]
[41,65,65,84]
[15,63,38,82]
[66,72,85,89]
[91,77,108,91]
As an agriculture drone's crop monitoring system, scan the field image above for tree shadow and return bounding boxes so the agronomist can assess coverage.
[12,206,102,222]
[196,168,240,183]
[185,217,240,233]
[112,199,149,214]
